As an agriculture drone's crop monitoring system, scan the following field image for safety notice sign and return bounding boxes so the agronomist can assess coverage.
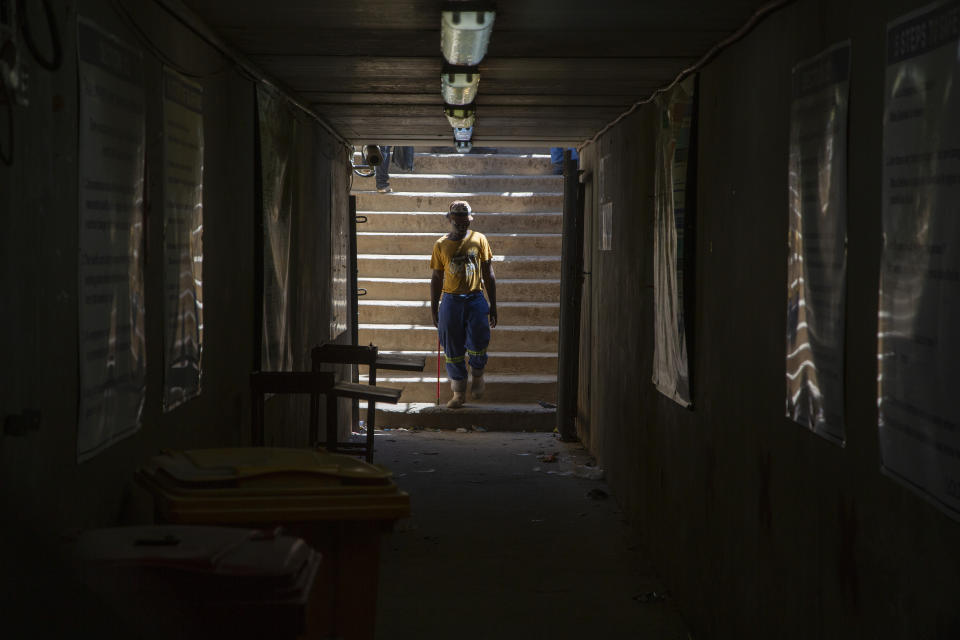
[785,41,850,445]
[76,18,146,461]
[879,0,960,518]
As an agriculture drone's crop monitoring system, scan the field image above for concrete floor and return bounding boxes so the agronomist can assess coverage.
[373,429,692,639]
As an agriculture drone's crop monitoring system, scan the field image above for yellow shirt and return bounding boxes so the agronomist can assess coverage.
[430,230,493,294]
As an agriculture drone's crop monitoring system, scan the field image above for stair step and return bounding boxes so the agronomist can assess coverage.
[358,232,562,256]
[359,301,560,327]
[412,153,554,175]
[357,211,563,233]
[358,255,561,279]
[355,191,562,213]
[358,277,560,302]
[367,375,557,404]
[422,147,550,155]
[363,350,557,375]
[359,324,558,352]
[351,148,563,432]
[353,173,562,193]
[359,402,556,431]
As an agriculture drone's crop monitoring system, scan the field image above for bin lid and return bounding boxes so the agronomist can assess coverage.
[156,447,393,485]
[137,448,411,524]
[76,525,319,596]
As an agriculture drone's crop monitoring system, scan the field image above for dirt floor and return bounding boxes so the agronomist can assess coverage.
[373,428,692,639]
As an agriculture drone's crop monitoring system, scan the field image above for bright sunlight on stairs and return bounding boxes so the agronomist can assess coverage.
[351,148,561,431]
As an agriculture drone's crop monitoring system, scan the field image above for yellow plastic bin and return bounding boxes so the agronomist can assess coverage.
[136,447,410,640]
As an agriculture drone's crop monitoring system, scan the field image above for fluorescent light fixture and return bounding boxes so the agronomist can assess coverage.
[441,65,480,105]
[456,140,473,153]
[441,3,495,66]
[444,102,476,128]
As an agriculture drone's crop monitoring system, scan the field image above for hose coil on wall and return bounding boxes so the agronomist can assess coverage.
[0,75,12,166]
[17,0,61,71]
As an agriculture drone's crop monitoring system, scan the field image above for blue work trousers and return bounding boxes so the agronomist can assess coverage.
[438,291,490,381]
[375,145,392,188]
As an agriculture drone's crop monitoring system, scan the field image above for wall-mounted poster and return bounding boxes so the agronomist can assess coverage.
[257,86,297,372]
[330,150,348,340]
[257,85,337,374]
[599,154,614,252]
[879,0,960,519]
[76,18,146,461]
[162,68,204,411]
[785,42,850,445]
[652,76,695,408]
[599,201,613,252]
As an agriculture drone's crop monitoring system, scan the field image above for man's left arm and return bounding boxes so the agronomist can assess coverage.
[481,260,497,328]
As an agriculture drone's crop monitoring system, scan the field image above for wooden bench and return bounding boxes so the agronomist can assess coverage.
[250,370,402,453]
[311,344,426,461]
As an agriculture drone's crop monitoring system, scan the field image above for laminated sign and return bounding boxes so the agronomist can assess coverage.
[76,19,146,460]
[785,42,850,445]
[599,154,613,251]
[162,68,204,411]
[330,158,348,340]
[652,76,695,408]
[257,85,341,370]
[879,0,960,519]
[257,86,297,372]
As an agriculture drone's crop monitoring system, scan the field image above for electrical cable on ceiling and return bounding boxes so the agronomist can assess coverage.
[120,0,345,161]
[149,0,351,153]
[579,0,797,151]
[0,76,13,166]
[111,0,234,80]
[347,146,356,192]
[317,122,339,161]
[16,0,61,71]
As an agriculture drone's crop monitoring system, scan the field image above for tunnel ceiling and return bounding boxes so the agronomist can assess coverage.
[180,0,769,147]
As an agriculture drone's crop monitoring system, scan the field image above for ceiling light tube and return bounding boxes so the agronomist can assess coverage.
[441,64,480,105]
[444,102,476,128]
[441,3,496,66]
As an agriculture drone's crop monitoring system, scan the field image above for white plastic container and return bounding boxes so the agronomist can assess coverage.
[441,10,495,65]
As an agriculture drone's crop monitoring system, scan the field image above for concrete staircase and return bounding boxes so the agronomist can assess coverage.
[351,148,561,430]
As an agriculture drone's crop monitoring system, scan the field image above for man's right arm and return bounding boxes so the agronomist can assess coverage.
[430,269,444,328]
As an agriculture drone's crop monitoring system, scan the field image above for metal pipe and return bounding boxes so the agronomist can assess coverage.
[579,0,797,151]
[349,195,360,431]
[150,0,349,151]
[556,150,584,442]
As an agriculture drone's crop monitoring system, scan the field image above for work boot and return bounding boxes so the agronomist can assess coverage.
[447,379,466,409]
[470,367,485,399]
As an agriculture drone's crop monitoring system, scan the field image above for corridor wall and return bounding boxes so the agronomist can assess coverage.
[577,0,960,637]
[0,2,349,632]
